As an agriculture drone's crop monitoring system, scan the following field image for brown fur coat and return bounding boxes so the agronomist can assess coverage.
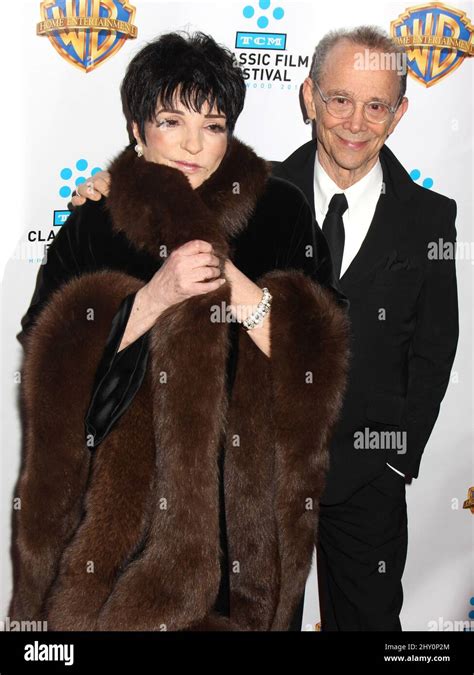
[10,138,349,631]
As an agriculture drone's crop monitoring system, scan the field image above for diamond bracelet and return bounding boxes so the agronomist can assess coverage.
[240,287,273,331]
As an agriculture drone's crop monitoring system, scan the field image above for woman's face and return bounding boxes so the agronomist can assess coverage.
[133,98,228,189]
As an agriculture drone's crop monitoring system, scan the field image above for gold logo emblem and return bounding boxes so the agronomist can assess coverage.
[391,3,474,87]
[37,0,137,73]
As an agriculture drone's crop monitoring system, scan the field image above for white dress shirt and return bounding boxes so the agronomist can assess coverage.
[313,151,405,478]
[314,150,383,277]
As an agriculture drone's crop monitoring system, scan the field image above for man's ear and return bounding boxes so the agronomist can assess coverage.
[302,77,317,121]
[388,96,409,136]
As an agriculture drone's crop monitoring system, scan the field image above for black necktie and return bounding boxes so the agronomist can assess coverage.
[322,193,348,281]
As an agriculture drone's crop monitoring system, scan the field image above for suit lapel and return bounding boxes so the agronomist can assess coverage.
[339,146,417,289]
[339,192,398,288]
[276,140,418,290]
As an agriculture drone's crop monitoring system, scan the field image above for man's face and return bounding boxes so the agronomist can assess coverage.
[303,40,408,176]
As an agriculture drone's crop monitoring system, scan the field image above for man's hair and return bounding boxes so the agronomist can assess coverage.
[309,25,407,100]
[121,31,246,143]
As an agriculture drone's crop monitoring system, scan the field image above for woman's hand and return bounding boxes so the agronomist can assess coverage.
[72,171,111,206]
[119,240,225,351]
[144,239,225,314]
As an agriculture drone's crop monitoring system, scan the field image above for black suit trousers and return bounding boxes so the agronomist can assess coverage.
[316,464,408,631]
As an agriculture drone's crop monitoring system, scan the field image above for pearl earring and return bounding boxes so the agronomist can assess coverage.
[135,144,143,158]
[304,118,312,125]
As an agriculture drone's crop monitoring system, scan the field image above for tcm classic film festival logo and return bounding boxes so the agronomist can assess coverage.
[36,0,137,72]
[391,3,474,86]
[234,0,309,88]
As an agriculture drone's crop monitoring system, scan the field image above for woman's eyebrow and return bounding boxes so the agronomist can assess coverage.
[155,109,226,119]
[156,108,185,115]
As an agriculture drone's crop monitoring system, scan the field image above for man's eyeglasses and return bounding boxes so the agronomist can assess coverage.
[313,81,401,124]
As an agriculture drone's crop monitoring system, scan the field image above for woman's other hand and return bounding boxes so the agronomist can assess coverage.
[119,240,226,351]
[144,239,226,315]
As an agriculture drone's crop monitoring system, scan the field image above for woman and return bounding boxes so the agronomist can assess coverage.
[10,32,349,631]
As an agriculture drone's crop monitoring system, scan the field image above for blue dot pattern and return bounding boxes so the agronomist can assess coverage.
[242,1,285,26]
[59,159,102,199]
[410,168,434,190]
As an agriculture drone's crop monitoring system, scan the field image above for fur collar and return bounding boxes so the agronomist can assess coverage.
[106,137,271,259]
[11,136,349,631]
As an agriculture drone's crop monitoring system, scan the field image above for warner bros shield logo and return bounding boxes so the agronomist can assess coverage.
[37,0,138,73]
[391,3,474,87]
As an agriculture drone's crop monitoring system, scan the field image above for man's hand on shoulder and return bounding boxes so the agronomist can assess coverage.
[72,170,111,206]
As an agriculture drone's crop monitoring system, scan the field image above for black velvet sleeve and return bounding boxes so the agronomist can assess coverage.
[84,291,150,448]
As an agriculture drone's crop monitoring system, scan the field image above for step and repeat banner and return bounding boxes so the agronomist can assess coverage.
[1,0,473,632]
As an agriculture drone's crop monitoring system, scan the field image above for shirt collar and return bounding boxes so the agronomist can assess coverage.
[314,150,383,215]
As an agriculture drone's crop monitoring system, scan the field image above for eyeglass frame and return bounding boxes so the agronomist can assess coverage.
[312,80,402,124]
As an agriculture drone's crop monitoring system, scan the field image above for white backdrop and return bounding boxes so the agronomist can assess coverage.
[1,0,473,631]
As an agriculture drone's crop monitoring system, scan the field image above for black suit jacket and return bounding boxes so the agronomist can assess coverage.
[273,140,459,503]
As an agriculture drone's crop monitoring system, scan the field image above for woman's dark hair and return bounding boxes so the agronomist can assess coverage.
[121,31,246,143]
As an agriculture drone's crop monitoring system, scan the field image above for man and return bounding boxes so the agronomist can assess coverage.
[273,26,458,630]
[67,26,459,631]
